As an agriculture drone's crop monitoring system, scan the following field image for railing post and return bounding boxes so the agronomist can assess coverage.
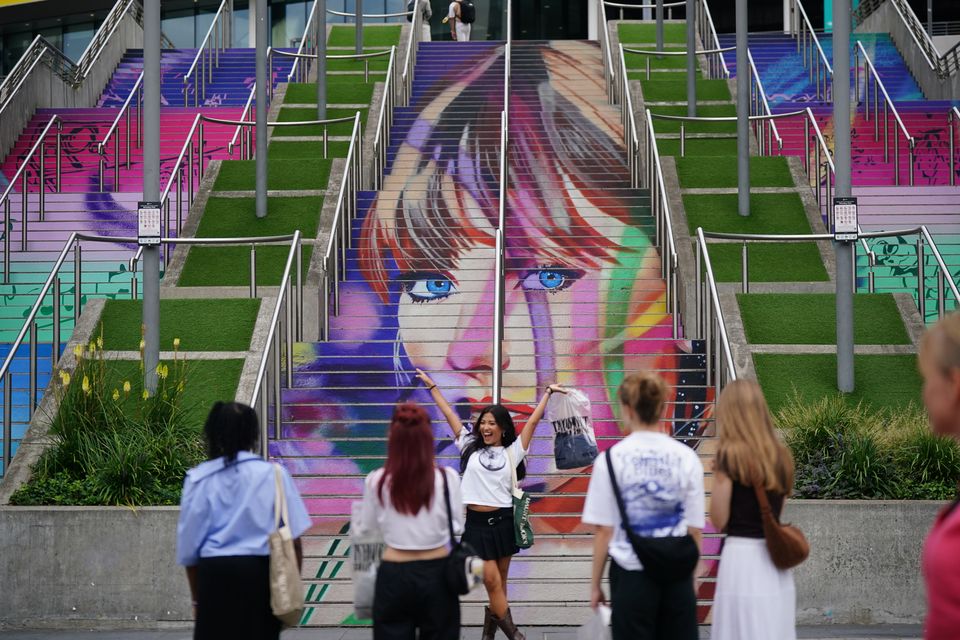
[250,244,257,297]
[39,141,45,222]
[868,253,876,293]
[74,243,82,323]
[695,239,702,336]
[909,140,915,187]
[3,200,9,284]
[53,276,62,360]
[56,123,62,192]
[680,123,685,157]
[894,131,900,185]
[951,117,956,187]
[199,122,205,180]
[938,269,946,319]
[21,172,28,252]
[3,370,11,473]
[285,281,293,388]
[114,132,120,191]
[28,322,36,420]
[917,237,926,322]
[273,330,282,440]
[741,241,749,294]
[296,241,303,341]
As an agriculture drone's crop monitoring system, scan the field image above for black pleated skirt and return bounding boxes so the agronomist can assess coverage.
[461,507,519,560]
[195,555,282,640]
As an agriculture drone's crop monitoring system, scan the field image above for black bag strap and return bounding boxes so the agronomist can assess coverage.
[605,448,645,552]
[440,467,457,544]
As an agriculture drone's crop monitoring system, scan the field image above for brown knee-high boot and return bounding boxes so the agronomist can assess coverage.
[482,606,497,640]
[493,607,525,640]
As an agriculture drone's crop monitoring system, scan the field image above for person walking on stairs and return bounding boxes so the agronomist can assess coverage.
[582,372,705,640]
[443,0,472,41]
[354,402,463,639]
[176,402,312,640]
[709,380,797,640]
[416,368,563,640]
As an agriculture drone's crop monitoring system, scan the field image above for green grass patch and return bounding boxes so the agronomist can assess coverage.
[269,140,352,159]
[707,243,828,282]
[657,136,737,156]
[640,78,731,102]
[328,25,402,47]
[99,299,261,352]
[284,81,375,105]
[754,354,922,413]
[677,156,794,188]
[628,69,704,80]
[179,246,312,288]
[649,104,736,133]
[684,192,811,234]
[194,196,322,238]
[618,23,688,44]
[325,48,393,72]
[272,107,368,137]
[738,293,911,345]
[214,158,332,191]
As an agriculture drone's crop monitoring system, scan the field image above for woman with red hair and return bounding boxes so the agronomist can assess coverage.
[355,402,464,639]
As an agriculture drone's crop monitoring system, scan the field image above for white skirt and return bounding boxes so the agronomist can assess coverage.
[711,537,796,640]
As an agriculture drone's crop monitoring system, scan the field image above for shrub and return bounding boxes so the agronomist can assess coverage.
[9,334,205,506]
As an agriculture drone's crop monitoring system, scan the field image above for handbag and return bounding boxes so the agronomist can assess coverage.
[547,388,599,469]
[349,500,384,620]
[269,464,305,627]
[440,468,482,595]
[506,447,534,549]
[604,449,700,584]
[753,483,809,570]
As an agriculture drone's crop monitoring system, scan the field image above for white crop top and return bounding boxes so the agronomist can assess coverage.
[455,428,528,508]
[356,467,464,550]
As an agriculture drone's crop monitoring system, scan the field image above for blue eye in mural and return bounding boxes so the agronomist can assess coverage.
[520,267,583,293]
[402,274,458,303]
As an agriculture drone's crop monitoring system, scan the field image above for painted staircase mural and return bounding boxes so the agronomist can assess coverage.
[282,40,716,626]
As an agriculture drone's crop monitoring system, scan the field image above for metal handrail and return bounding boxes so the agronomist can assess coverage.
[694,228,738,395]
[75,0,174,79]
[618,45,642,186]
[598,0,619,104]
[803,106,836,221]
[949,106,960,187]
[492,0,512,405]
[229,81,260,158]
[0,114,63,283]
[327,8,414,18]
[183,0,231,107]
[789,0,833,100]
[855,41,916,185]
[289,0,321,83]
[697,0,730,79]
[320,112,364,340]
[0,36,76,116]
[97,71,144,192]
[648,107,803,158]
[603,0,685,21]
[372,47,398,188]
[157,113,204,253]
[885,0,939,73]
[747,49,783,156]
[400,0,424,106]
[274,47,391,84]
[623,44,734,81]
[0,231,304,473]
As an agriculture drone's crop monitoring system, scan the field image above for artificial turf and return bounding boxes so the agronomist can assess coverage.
[193,197,323,238]
[108,359,245,426]
[98,299,261,352]
[684,192,812,234]
[272,107,368,137]
[328,25,402,47]
[657,137,737,156]
[268,140,352,159]
[706,242,828,282]
[640,78,731,102]
[179,246,312,288]
[284,81,376,105]
[618,23,688,44]
[737,293,911,345]
[213,158,333,191]
[648,104,737,133]
[753,354,922,413]
[676,156,794,188]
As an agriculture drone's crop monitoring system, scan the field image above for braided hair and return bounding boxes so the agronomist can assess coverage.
[204,401,259,465]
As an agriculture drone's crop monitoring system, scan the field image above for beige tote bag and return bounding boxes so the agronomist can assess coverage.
[269,464,304,627]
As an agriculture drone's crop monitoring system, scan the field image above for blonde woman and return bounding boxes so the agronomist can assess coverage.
[709,380,796,640]
[918,313,960,639]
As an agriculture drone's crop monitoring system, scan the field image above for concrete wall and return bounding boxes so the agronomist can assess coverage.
[0,500,942,628]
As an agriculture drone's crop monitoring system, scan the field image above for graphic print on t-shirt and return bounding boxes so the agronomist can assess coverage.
[478,447,507,471]
[619,450,687,536]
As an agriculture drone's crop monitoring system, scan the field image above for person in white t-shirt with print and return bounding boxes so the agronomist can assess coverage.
[445,0,471,41]
[417,368,563,640]
[582,371,705,640]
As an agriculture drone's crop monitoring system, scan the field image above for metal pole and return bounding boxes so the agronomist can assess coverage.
[74,244,82,323]
[741,242,749,293]
[256,0,268,219]
[918,238,926,322]
[250,244,258,297]
[656,0,664,52]
[28,322,36,419]
[356,0,364,55]
[39,141,45,221]
[687,0,696,117]
[736,0,750,216]
[927,0,933,36]
[4,200,9,283]
[833,0,854,393]
[318,0,327,120]
[143,0,161,395]
[3,371,10,473]
[53,277,61,360]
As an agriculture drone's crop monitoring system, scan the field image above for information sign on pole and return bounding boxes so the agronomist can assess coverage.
[137,201,162,246]
[833,196,858,242]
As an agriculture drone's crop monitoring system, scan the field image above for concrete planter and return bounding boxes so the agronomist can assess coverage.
[0,500,942,628]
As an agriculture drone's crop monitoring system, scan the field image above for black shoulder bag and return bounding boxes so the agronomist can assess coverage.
[440,468,480,595]
[604,449,700,584]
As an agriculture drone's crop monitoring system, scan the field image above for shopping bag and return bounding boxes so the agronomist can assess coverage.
[350,501,384,620]
[577,605,612,640]
[547,388,599,469]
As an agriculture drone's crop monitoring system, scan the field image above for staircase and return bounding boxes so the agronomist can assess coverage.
[282,40,715,626]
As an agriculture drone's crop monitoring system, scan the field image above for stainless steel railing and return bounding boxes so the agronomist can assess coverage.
[696,0,729,78]
[327,8,415,19]
[622,44,734,81]
[276,47,392,85]
[747,49,784,156]
[598,0,618,103]
[372,47,399,188]
[183,0,232,108]
[97,71,144,192]
[400,0,424,106]
[75,0,174,81]
[320,112,365,340]
[618,45,642,186]
[854,41,916,185]
[693,228,738,395]
[0,36,75,118]
[604,0,686,21]
[491,0,511,405]
[647,109,800,158]
[289,0,322,83]
[949,106,960,187]
[0,114,63,284]
[0,231,304,473]
[207,112,359,165]
[788,0,833,100]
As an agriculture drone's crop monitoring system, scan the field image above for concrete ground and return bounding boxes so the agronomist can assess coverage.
[0,625,924,639]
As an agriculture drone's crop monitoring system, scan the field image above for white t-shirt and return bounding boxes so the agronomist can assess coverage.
[582,431,705,571]
[455,428,527,508]
[356,467,464,550]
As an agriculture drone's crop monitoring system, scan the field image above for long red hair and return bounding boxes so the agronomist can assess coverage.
[378,403,436,515]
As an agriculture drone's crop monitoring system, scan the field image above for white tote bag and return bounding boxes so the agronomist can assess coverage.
[350,501,385,620]
[269,464,305,627]
[546,387,599,469]
[577,605,612,640]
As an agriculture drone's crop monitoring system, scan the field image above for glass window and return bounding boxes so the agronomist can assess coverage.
[162,9,196,48]
[62,24,94,63]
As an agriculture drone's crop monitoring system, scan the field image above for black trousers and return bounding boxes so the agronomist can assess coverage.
[609,559,698,640]
[195,555,281,640]
[373,558,460,640]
